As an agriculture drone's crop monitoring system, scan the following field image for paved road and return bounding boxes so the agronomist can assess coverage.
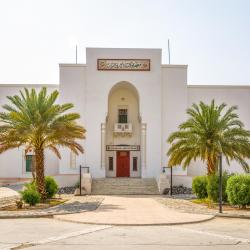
[0,217,249,249]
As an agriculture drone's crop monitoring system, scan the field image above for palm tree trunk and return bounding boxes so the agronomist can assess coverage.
[31,155,36,180]
[207,157,216,175]
[35,148,46,201]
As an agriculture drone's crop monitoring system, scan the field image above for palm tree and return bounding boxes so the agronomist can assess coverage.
[167,100,250,175]
[0,88,86,200]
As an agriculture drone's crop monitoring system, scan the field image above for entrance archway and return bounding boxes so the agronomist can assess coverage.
[105,81,141,178]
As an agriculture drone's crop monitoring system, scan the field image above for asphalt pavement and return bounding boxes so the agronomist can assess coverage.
[0,217,249,250]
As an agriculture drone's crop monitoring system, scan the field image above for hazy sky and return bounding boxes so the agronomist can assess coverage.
[0,0,250,85]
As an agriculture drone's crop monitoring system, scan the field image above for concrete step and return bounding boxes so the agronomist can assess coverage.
[91,178,159,195]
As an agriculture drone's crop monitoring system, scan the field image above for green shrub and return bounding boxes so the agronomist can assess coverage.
[45,176,58,199]
[192,176,208,199]
[20,183,40,206]
[207,172,230,202]
[226,174,250,208]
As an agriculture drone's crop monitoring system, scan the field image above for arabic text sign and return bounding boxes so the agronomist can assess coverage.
[97,59,150,71]
[106,145,140,151]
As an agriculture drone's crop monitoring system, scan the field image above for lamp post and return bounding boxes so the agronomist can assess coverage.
[79,165,82,196]
[170,167,173,196]
[218,153,223,213]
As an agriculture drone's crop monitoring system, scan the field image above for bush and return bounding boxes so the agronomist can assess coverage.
[20,183,40,206]
[226,174,250,208]
[207,172,230,202]
[192,176,208,199]
[45,176,58,199]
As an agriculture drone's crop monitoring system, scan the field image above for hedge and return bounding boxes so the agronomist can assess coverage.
[207,172,230,202]
[226,174,250,208]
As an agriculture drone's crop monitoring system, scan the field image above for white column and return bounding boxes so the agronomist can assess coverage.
[141,123,147,169]
[101,123,106,169]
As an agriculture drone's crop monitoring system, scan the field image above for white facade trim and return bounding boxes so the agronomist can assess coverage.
[161,64,188,69]
[188,84,250,89]
[59,64,87,68]
[0,84,58,87]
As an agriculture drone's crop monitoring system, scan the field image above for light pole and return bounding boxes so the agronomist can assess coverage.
[170,167,173,196]
[218,153,223,213]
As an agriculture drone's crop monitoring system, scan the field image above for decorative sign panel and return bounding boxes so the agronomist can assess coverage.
[106,145,140,151]
[97,59,150,71]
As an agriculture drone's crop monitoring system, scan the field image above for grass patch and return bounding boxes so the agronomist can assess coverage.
[0,198,68,211]
[191,198,250,211]
[191,198,214,208]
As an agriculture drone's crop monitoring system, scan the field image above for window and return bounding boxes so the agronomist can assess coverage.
[133,157,138,171]
[109,157,113,171]
[118,109,127,123]
[26,155,33,172]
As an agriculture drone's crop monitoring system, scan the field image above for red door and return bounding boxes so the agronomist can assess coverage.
[116,151,130,177]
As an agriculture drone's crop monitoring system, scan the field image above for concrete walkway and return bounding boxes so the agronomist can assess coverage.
[54,195,214,225]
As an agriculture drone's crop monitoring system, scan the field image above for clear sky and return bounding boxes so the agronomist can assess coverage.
[0,0,250,85]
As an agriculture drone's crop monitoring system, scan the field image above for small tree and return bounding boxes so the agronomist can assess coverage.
[167,100,250,175]
[0,88,86,200]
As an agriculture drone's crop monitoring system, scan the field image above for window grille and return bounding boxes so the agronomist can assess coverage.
[118,109,128,123]
[109,157,113,171]
[26,155,33,172]
[133,157,138,171]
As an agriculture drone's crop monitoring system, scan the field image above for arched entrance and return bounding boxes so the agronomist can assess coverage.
[104,81,142,177]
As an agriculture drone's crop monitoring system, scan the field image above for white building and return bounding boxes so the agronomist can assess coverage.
[0,48,250,188]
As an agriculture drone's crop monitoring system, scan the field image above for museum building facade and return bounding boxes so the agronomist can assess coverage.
[0,48,250,187]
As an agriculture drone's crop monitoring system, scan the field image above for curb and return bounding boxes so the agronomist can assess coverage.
[53,215,216,226]
[0,209,95,219]
[0,214,54,219]
[215,213,250,219]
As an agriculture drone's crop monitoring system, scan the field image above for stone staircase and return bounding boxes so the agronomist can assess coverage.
[91,178,160,195]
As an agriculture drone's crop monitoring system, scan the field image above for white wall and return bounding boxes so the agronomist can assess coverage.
[187,85,250,176]
[161,65,188,176]
[59,64,87,174]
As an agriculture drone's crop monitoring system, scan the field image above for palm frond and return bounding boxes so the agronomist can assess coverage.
[0,87,86,155]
